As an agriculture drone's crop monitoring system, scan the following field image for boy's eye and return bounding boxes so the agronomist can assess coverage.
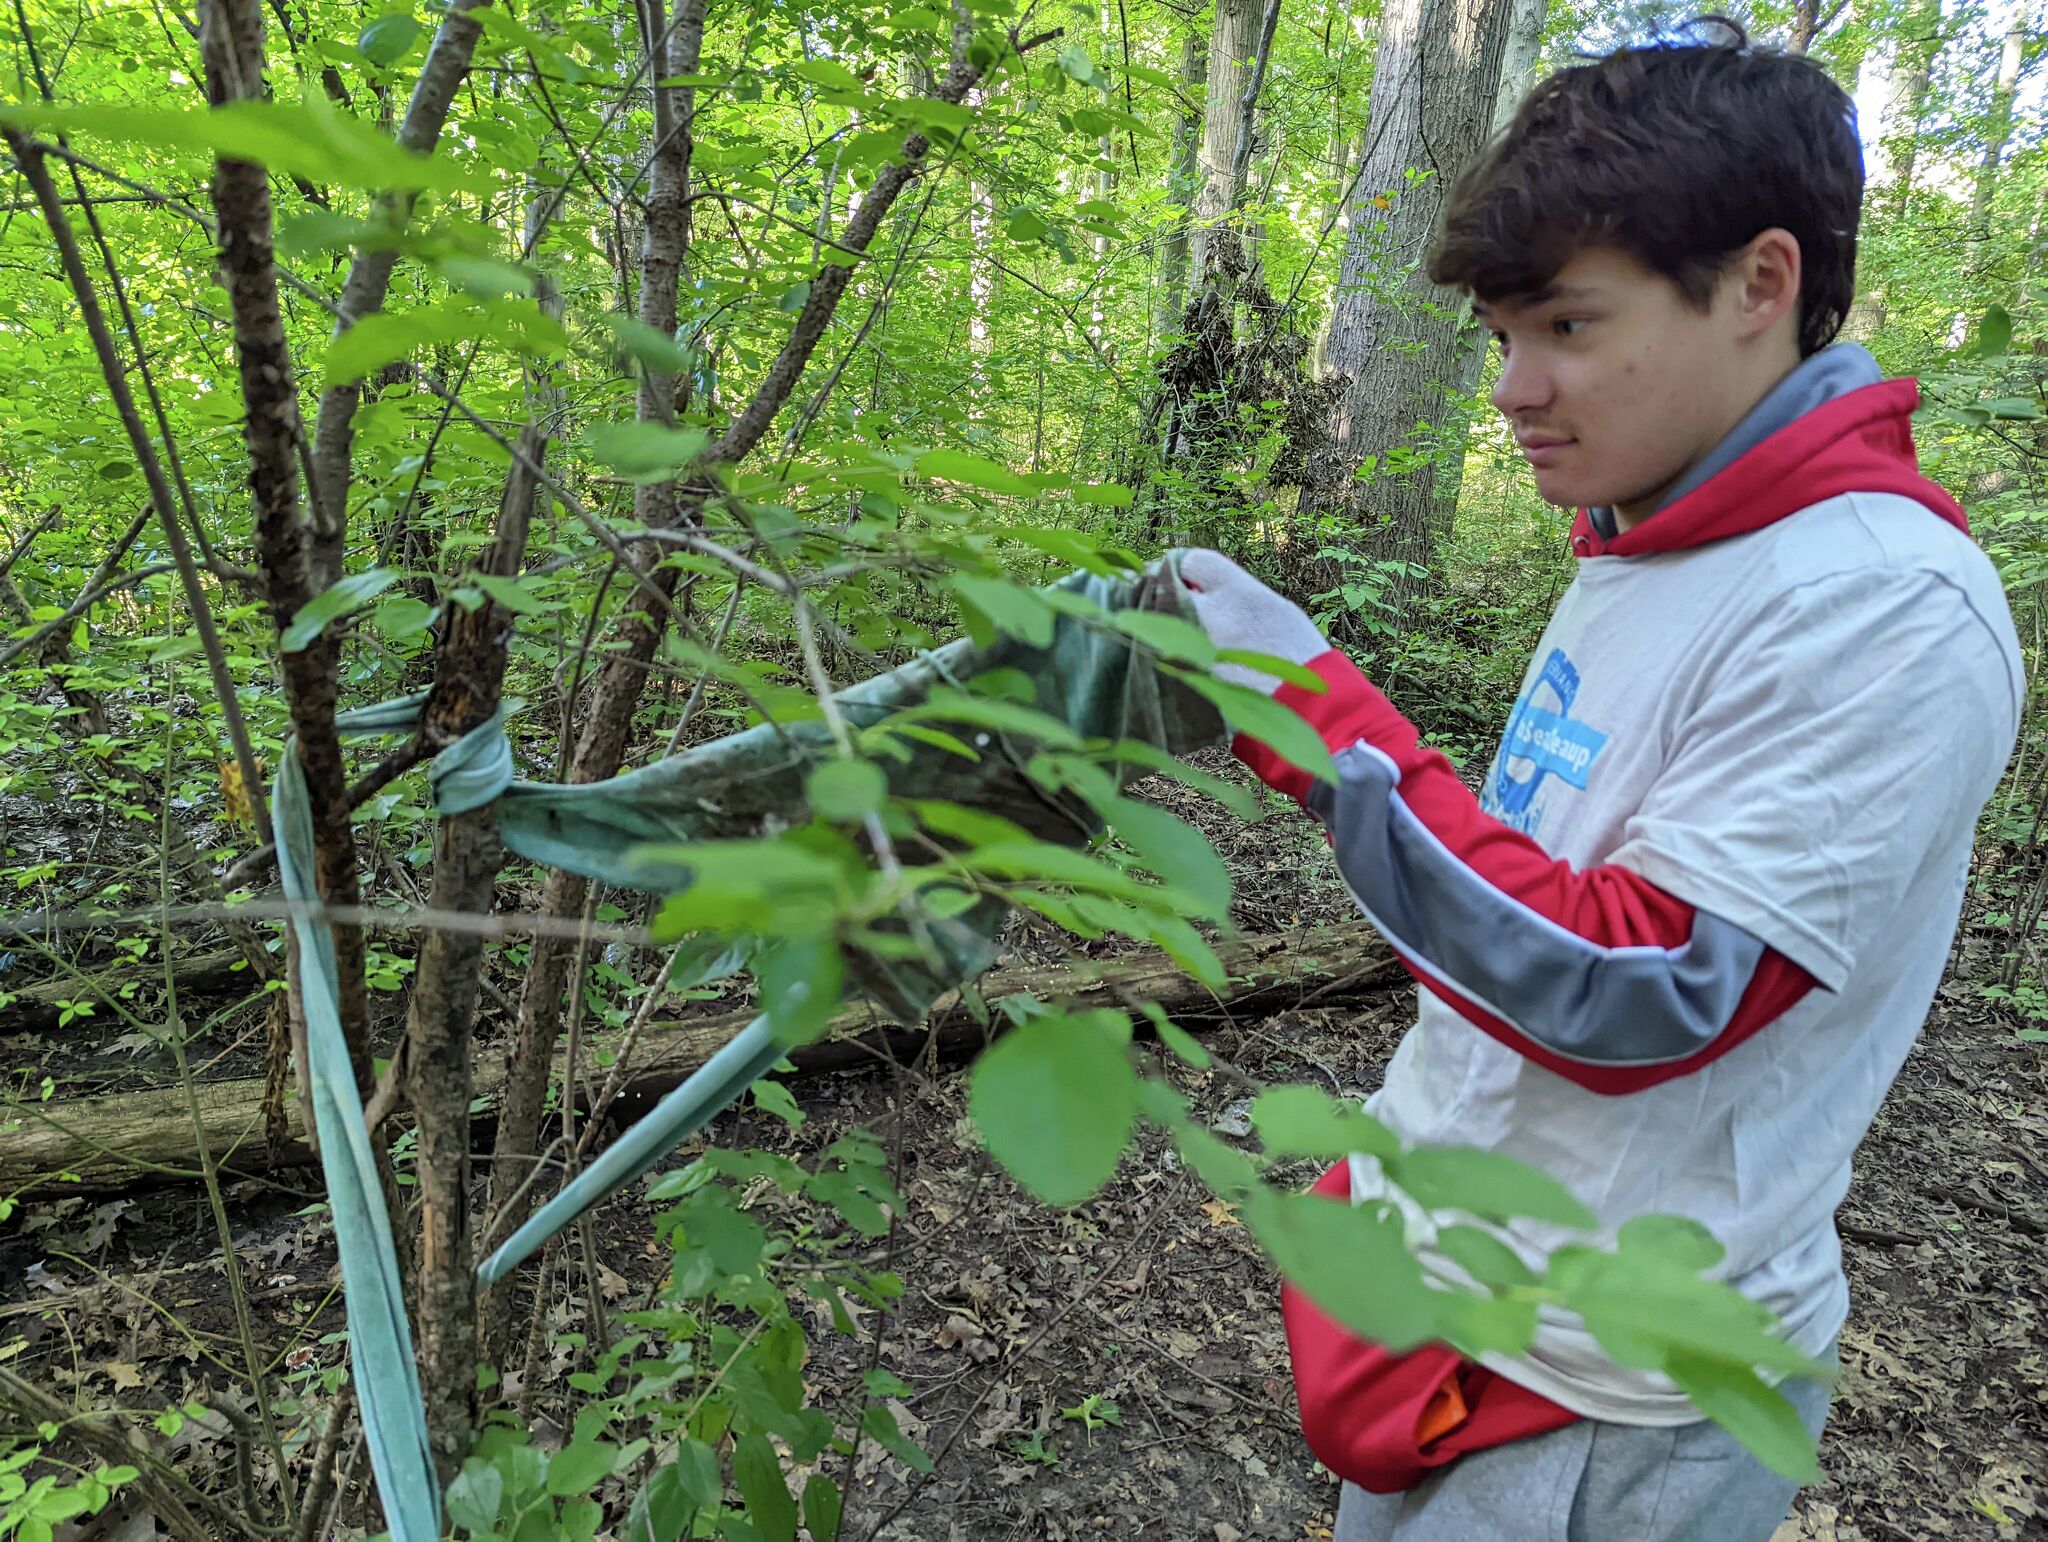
[1553,316,1588,338]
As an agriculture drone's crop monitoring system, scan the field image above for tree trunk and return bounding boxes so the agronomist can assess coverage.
[1972,2,2026,240]
[1432,0,1546,516]
[1305,0,1517,621]
[0,922,1393,1192]
[486,0,708,1285]
[1848,0,1944,342]
[1089,3,1115,341]
[1186,0,1263,297]
[1153,28,1208,352]
[1875,0,1943,214]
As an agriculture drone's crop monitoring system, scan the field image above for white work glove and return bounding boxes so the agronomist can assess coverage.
[1178,548,1332,694]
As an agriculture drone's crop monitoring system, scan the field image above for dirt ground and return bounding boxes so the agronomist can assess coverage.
[3,767,2045,1539]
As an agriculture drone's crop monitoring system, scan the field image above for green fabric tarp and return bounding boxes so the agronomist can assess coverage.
[269,559,1224,1539]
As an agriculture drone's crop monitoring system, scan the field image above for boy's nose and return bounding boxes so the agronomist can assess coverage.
[1491,351,1554,417]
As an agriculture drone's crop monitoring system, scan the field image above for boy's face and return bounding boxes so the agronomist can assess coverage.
[1477,240,1801,523]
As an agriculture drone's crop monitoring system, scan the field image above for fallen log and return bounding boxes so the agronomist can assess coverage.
[0,921,1394,1192]
[0,948,258,1033]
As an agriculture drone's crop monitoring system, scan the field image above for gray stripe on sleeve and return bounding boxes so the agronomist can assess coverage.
[1306,743,1766,1068]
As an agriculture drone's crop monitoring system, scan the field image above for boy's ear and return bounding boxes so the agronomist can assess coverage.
[1732,227,1802,341]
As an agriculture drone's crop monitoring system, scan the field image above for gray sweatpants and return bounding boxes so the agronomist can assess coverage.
[1333,1370,1831,1542]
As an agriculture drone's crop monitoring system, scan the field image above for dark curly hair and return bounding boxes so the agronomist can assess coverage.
[1429,18,1863,356]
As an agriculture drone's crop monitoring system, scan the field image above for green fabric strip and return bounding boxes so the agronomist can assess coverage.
[269,561,1221,1539]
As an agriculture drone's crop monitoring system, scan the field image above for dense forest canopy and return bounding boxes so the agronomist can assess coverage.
[0,0,2043,1534]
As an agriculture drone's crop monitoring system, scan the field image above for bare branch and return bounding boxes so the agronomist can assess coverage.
[0,505,60,583]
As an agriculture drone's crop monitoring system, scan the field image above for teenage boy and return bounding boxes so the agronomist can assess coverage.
[1182,26,2022,1542]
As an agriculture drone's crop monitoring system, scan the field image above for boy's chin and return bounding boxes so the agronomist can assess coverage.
[1531,467,1598,510]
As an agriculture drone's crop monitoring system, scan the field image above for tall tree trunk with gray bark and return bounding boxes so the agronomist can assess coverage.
[1302,0,1518,624]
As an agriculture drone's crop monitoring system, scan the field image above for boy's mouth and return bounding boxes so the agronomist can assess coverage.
[1517,434,1576,467]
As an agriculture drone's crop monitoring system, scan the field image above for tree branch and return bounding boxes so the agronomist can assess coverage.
[1,129,268,821]
[304,0,488,586]
[199,0,374,1084]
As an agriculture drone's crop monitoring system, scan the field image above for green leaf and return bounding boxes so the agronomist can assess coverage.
[469,571,555,615]
[1005,209,1050,243]
[144,634,202,664]
[0,99,481,195]
[324,296,566,386]
[731,1433,797,1542]
[1251,1085,1398,1160]
[604,315,693,373]
[999,525,1140,576]
[860,1402,934,1473]
[800,1475,843,1542]
[1982,396,2043,421]
[950,572,1055,647]
[1244,1184,1441,1350]
[1664,1351,1823,1483]
[896,687,1084,749]
[1217,649,1329,692]
[1616,1213,1725,1271]
[757,935,843,1045]
[97,459,134,481]
[969,1011,1137,1204]
[1150,1014,1210,1069]
[1107,608,1216,665]
[546,1438,619,1498]
[1434,1224,1537,1289]
[750,1077,805,1129]
[1069,480,1134,508]
[446,1456,507,1531]
[1090,793,1230,921]
[281,569,400,652]
[435,254,534,298]
[1093,738,1261,821]
[586,421,711,484]
[668,1436,724,1509]
[1545,1246,1824,1381]
[357,13,421,65]
[1978,303,2014,358]
[916,447,1036,495]
[789,57,864,92]
[560,1496,603,1542]
[1168,669,1339,784]
[1383,1144,1598,1229]
[806,758,887,822]
[372,595,438,640]
[777,281,812,313]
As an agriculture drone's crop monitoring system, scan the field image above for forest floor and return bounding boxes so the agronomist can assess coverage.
[2,764,2045,1539]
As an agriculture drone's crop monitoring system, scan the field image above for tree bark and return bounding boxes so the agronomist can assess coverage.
[197,0,379,1092]
[400,249,556,1453]
[1972,3,2026,239]
[1302,0,1517,623]
[1153,27,1207,352]
[488,0,709,1268]
[1873,0,1943,214]
[1186,0,1264,297]
[1,922,1394,1192]
[1846,0,1944,342]
[1431,0,1545,516]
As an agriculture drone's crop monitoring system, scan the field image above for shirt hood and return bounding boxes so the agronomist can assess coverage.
[1570,344,1968,559]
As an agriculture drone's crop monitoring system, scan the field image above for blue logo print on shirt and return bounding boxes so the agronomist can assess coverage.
[1488,649,1609,832]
